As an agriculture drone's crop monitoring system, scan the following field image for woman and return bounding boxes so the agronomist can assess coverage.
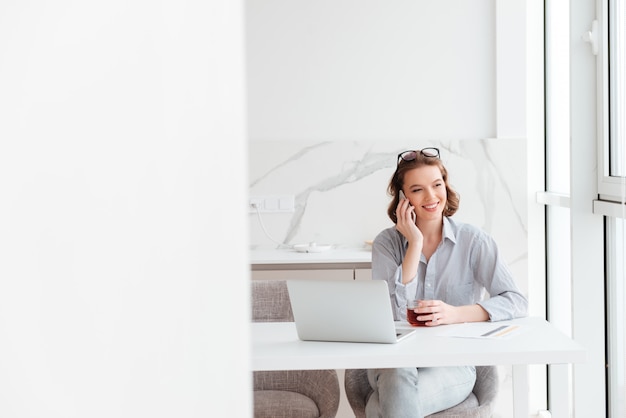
[367,147,528,418]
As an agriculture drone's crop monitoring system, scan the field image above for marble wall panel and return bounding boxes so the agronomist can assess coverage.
[249,137,527,287]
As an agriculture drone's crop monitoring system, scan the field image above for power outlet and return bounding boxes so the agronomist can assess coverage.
[249,198,264,211]
[249,195,295,213]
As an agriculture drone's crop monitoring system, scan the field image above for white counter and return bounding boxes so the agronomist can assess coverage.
[250,247,372,271]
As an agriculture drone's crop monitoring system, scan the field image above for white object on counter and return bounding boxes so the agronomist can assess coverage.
[292,242,333,253]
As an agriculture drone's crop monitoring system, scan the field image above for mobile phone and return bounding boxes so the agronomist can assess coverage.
[398,191,416,221]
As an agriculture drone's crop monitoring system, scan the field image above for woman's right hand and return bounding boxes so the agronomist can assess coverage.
[396,196,423,284]
[395,197,423,244]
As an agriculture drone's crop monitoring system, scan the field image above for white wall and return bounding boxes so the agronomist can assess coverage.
[0,1,250,417]
[246,0,496,141]
[245,2,529,291]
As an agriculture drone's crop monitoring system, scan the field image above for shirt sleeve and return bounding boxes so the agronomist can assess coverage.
[471,233,529,321]
[371,228,417,321]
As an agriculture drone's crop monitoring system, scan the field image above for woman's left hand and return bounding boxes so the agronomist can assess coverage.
[416,300,458,326]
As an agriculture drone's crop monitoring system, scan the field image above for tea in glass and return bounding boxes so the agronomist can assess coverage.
[406,299,428,326]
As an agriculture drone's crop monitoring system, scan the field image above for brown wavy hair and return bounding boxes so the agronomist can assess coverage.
[386,152,460,224]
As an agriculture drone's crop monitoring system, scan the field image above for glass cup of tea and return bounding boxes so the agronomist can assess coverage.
[406,299,428,326]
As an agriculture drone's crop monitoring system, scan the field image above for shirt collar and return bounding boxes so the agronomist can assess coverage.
[401,216,458,249]
[442,216,457,244]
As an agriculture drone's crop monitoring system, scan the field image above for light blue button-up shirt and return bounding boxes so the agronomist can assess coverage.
[372,217,528,322]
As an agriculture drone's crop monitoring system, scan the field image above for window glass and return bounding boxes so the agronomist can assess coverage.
[606,1,626,415]
[609,0,626,177]
[545,0,571,335]
[607,218,626,416]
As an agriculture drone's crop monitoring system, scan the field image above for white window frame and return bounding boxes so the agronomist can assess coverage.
[596,0,626,416]
[596,0,626,213]
[540,0,608,416]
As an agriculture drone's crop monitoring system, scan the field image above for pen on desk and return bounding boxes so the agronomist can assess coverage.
[493,325,519,338]
[481,325,507,337]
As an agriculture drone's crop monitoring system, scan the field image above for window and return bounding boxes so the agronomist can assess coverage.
[608,0,625,179]
[545,0,572,337]
[598,0,626,202]
[607,218,626,416]
[600,0,626,416]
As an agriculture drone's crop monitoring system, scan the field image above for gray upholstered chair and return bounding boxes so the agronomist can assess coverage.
[344,365,498,418]
[251,280,341,418]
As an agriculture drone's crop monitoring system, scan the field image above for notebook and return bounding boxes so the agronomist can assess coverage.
[286,279,417,344]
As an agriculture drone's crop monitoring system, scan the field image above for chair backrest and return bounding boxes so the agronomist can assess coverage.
[251,280,294,322]
[472,365,499,406]
[344,365,499,418]
[251,280,340,418]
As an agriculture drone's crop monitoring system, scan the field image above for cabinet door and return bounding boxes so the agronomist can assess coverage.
[354,269,372,281]
[251,269,354,281]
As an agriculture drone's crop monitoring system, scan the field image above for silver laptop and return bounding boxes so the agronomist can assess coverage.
[286,279,417,344]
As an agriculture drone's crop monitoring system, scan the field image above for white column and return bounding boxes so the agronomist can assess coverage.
[0,1,249,417]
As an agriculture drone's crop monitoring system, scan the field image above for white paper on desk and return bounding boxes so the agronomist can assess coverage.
[439,323,521,339]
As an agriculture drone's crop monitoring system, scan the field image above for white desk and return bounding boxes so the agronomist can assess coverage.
[251,316,586,418]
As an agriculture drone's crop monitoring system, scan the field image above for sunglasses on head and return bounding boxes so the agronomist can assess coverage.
[397,148,440,165]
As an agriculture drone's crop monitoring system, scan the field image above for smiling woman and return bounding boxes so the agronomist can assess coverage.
[367,148,528,416]
[387,148,459,225]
